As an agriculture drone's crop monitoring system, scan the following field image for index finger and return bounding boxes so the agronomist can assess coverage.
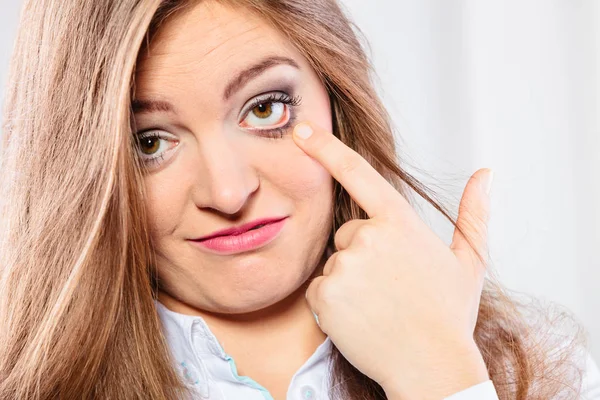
[292,122,409,218]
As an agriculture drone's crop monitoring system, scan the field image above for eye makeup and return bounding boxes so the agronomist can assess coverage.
[238,91,302,139]
[136,130,180,168]
[133,81,304,168]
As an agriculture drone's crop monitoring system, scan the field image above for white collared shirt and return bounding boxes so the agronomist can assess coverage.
[157,302,600,400]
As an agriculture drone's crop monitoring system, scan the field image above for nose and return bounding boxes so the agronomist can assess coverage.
[191,134,259,216]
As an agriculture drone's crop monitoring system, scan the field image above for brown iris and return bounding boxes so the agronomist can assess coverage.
[252,103,273,119]
[139,136,160,155]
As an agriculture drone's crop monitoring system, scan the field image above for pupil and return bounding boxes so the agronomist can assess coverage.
[140,137,159,154]
[253,102,273,118]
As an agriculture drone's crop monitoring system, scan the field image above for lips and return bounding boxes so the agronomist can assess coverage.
[193,217,287,242]
[189,217,288,255]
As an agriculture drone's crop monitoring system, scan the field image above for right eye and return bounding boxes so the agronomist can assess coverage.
[136,130,179,166]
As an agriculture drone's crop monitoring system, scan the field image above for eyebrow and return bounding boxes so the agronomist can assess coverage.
[222,55,300,101]
[131,99,175,115]
[132,55,300,116]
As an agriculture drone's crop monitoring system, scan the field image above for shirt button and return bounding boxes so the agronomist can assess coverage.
[300,385,317,400]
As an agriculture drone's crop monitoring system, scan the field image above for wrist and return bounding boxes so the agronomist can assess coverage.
[380,339,489,400]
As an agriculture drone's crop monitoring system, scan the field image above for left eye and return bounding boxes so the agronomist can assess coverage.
[135,130,179,166]
[241,101,288,129]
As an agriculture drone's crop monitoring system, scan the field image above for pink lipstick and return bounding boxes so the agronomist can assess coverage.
[189,217,287,255]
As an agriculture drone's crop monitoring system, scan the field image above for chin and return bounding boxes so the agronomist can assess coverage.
[214,299,281,315]
[208,279,306,315]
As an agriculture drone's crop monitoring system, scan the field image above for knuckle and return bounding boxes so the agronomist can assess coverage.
[353,224,376,247]
[317,279,339,306]
[334,225,353,249]
[333,233,343,251]
[333,226,347,244]
[317,134,338,158]
[305,279,320,303]
[337,154,362,176]
[322,253,337,275]
[459,213,488,239]
[333,250,353,269]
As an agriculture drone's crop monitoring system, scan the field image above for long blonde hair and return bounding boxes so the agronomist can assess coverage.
[0,0,585,399]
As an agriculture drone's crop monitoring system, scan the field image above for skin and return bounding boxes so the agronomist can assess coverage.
[295,123,492,399]
[134,2,332,397]
[135,1,493,399]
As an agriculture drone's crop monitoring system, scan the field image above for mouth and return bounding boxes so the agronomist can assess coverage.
[247,223,266,231]
[193,217,288,241]
[189,217,288,255]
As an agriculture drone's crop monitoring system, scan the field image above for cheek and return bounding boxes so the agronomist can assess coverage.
[249,86,333,198]
[143,171,191,238]
[286,158,332,203]
[257,140,334,210]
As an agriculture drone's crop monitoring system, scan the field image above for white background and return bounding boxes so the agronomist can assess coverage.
[1,1,599,360]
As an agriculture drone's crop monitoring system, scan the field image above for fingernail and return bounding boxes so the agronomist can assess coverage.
[294,123,313,139]
[312,311,320,327]
[481,170,494,195]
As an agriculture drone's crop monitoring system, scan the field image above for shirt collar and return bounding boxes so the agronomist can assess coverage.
[155,301,333,399]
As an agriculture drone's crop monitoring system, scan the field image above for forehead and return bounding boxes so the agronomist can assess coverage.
[135,1,303,94]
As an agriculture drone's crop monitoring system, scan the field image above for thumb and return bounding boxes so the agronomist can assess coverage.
[450,168,494,273]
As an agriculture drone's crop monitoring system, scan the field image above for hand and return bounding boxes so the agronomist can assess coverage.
[293,122,493,400]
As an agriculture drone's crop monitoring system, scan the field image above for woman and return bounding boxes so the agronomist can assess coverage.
[0,0,598,399]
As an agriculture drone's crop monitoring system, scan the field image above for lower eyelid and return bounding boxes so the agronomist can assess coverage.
[241,103,293,130]
[259,114,298,139]
[138,136,180,165]
[143,145,181,170]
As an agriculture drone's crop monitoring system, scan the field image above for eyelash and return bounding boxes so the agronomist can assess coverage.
[135,131,177,168]
[241,92,302,139]
[135,91,302,166]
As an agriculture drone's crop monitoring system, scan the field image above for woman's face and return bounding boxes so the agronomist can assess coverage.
[134,1,334,314]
